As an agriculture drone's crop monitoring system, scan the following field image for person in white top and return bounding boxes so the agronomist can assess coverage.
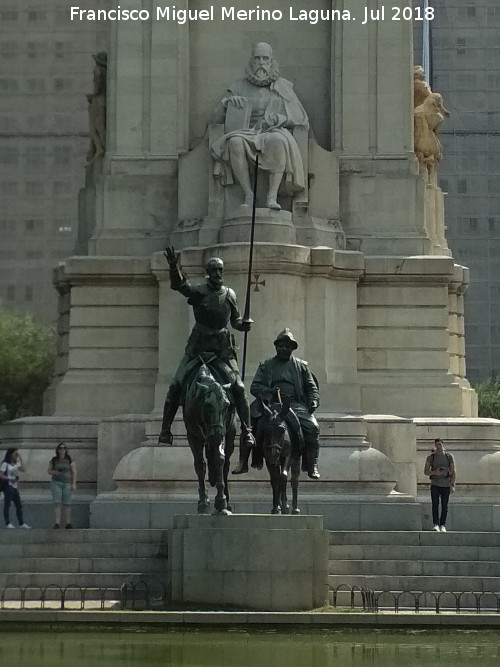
[0,448,31,529]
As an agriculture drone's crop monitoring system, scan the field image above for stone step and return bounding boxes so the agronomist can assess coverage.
[328,573,500,593]
[329,559,500,577]
[328,530,500,547]
[0,557,166,574]
[0,529,167,544]
[328,544,500,561]
[0,542,162,559]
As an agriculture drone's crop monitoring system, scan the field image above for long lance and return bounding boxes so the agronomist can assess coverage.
[240,154,259,381]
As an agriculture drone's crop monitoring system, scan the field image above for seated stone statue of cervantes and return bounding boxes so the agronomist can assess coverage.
[210,42,309,211]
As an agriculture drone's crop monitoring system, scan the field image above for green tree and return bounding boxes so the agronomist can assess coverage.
[0,308,56,423]
[475,378,500,419]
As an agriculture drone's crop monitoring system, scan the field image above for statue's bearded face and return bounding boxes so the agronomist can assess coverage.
[206,259,224,290]
[246,46,279,86]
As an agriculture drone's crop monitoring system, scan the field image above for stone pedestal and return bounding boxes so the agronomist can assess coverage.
[168,514,328,611]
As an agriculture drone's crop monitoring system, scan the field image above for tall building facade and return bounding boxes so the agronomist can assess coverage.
[0,1,108,323]
[429,0,500,381]
[1,1,498,382]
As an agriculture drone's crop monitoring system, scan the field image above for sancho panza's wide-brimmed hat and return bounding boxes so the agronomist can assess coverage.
[92,52,108,68]
[273,328,298,350]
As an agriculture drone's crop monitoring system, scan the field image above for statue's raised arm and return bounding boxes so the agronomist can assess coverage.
[164,245,179,268]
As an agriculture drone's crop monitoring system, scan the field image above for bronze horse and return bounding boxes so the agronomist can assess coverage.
[183,359,236,514]
[257,397,301,515]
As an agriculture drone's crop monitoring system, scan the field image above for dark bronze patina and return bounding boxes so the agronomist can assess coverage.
[256,395,301,515]
[235,328,321,479]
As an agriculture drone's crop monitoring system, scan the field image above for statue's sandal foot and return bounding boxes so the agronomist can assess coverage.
[266,199,281,210]
[240,196,253,208]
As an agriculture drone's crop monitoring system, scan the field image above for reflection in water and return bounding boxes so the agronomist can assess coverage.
[0,629,500,667]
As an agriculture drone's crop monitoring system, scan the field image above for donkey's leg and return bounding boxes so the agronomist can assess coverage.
[291,455,301,514]
[267,464,281,514]
[191,440,210,514]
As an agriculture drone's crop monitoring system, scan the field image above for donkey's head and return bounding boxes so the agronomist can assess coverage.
[258,395,290,466]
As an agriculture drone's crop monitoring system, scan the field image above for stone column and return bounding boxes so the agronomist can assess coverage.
[334,0,432,255]
[88,0,189,256]
[448,265,478,417]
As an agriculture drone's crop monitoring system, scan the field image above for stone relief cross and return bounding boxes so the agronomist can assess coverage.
[251,274,266,292]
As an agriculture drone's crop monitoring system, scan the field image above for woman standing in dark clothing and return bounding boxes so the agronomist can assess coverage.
[0,448,31,529]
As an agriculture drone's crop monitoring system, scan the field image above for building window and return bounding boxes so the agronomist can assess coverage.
[25,219,43,233]
[0,11,18,21]
[469,218,478,230]
[0,219,15,232]
[6,285,15,301]
[25,147,45,165]
[489,178,500,193]
[26,42,39,59]
[489,218,496,231]
[25,181,44,196]
[0,79,18,93]
[28,11,46,22]
[53,147,71,165]
[1,116,18,131]
[0,41,18,59]
[26,79,46,93]
[0,147,18,165]
[53,181,71,196]
[3,182,18,196]
[25,286,33,302]
[458,179,468,194]
[54,78,72,92]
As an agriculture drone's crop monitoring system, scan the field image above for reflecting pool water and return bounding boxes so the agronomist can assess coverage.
[1,628,500,667]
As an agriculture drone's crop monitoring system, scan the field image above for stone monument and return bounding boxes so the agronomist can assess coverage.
[2,1,500,540]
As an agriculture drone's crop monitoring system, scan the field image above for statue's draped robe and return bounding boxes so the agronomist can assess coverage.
[211,77,309,195]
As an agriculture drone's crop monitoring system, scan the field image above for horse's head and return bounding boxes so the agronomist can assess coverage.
[191,365,230,445]
[258,396,290,465]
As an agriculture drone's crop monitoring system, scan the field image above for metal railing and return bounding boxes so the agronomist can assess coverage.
[3,581,499,613]
[0,580,169,611]
[329,584,500,614]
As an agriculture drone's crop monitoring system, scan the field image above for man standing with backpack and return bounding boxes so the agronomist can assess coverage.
[424,438,456,532]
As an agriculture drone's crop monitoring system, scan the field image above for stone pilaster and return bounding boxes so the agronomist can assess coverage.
[87,0,189,256]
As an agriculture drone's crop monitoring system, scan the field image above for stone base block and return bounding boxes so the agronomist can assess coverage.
[419,498,500,532]
[168,514,328,611]
[89,496,420,531]
[20,500,91,529]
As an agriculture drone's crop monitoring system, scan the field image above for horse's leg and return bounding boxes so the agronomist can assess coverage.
[213,440,229,514]
[223,416,236,513]
[291,455,301,515]
[280,462,290,515]
[191,438,210,514]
